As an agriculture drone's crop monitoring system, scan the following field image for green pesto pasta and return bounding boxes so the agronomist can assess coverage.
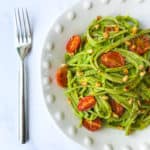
[64,16,150,135]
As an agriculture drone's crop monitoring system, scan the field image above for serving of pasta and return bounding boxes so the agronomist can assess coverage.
[55,16,150,135]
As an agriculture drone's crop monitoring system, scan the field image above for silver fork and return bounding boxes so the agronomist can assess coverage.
[14,8,32,144]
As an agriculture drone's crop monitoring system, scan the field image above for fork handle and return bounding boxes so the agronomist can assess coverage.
[19,60,27,144]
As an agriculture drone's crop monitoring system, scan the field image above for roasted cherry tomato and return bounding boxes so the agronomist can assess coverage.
[77,96,96,111]
[82,118,102,131]
[143,101,150,105]
[105,26,115,32]
[110,100,125,117]
[101,51,125,68]
[146,67,150,73]
[66,35,81,54]
[55,65,68,88]
[129,35,150,55]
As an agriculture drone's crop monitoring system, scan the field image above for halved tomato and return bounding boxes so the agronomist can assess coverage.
[82,118,102,131]
[143,100,150,105]
[66,35,81,54]
[110,100,125,117]
[129,35,150,55]
[77,96,96,111]
[105,26,115,32]
[101,51,125,68]
[55,65,68,88]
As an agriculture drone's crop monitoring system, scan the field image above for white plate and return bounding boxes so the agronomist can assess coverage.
[41,0,150,150]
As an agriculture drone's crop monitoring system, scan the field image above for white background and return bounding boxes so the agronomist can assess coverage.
[0,0,85,150]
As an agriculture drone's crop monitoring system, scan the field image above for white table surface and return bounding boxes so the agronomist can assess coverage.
[0,0,85,149]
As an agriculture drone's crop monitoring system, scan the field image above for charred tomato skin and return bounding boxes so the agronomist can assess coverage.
[129,35,150,55]
[110,100,125,117]
[82,118,102,131]
[66,35,81,54]
[78,96,96,111]
[101,51,125,68]
[55,65,68,88]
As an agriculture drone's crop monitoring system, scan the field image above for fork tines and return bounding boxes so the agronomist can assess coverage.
[15,8,31,44]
